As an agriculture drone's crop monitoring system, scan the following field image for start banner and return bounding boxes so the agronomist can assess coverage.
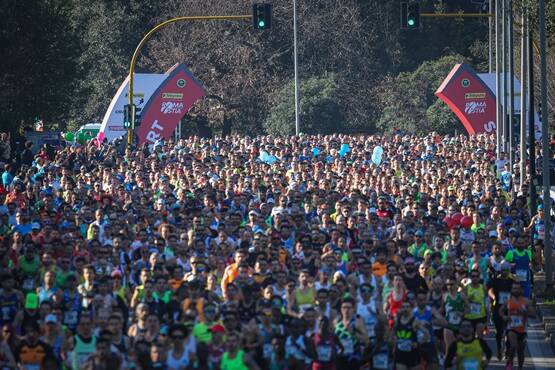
[136,64,205,145]
[435,63,497,135]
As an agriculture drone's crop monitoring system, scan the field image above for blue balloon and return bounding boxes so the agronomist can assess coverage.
[372,146,384,165]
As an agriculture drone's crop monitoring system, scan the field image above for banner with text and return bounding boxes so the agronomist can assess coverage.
[435,63,497,135]
[136,64,205,145]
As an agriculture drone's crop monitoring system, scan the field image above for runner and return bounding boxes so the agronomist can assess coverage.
[413,289,446,370]
[487,262,514,360]
[444,319,492,370]
[334,298,367,370]
[391,299,421,370]
[500,282,535,370]
[463,270,487,338]
[443,277,466,351]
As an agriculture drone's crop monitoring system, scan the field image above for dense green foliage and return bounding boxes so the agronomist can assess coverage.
[264,75,344,136]
[1,0,553,136]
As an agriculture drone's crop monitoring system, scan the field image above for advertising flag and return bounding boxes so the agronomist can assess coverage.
[136,64,205,145]
[435,63,497,135]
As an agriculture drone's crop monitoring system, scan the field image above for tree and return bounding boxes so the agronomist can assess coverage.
[68,0,161,126]
[0,0,80,133]
[376,54,465,135]
[264,75,345,136]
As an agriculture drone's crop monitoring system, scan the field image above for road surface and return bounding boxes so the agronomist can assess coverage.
[484,318,555,369]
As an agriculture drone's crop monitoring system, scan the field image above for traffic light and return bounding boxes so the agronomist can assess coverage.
[134,107,142,128]
[401,1,421,29]
[253,3,272,30]
[123,104,136,129]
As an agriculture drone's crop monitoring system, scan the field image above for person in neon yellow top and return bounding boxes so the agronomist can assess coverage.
[220,331,260,370]
[463,270,487,338]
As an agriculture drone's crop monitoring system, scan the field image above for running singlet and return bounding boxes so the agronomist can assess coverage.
[506,249,532,283]
[312,333,335,367]
[506,296,527,333]
[335,319,359,359]
[220,350,248,370]
[445,293,465,329]
[388,290,407,327]
[71,335,96,370]
[413,306,433,343]
[465,285,486,320]
[454,339,486,370]
[395,316,417,353]
[0,292,19,325]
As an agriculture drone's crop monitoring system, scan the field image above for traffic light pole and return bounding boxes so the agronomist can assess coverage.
[539,0,553,299]
[293,0,300,136]
[508,0,514,173]
[126,14,252,147]
[495,0,502,159]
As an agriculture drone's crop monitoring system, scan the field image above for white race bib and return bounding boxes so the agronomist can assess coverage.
[316,345,332,362]
[462,359,479,370]
[509,315,523,328]
[372,353,389,369]
[516,269,528,282]
[397,339,412,352]
[340,338,354,355]
[498,292,510,305]
[23,365,40,370]
[263,343,273,359]
[448,311,462,325]
[470,303,482,316]
[23,278,35,291]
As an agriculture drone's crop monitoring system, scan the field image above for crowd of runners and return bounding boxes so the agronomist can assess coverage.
[0,133,546,370]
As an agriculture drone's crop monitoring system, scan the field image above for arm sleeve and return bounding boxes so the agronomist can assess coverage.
[444,342,457,368]
[505,250,513,262]
[478,338,492,361]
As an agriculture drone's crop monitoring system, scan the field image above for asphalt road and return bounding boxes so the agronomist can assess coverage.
[484,318,555,369]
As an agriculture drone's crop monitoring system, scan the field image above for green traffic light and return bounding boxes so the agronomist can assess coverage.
[258,20,265,28]
[408,19,415,26]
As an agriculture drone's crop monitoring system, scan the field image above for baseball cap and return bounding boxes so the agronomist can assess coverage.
[25,293,39,310]
[415,230,424,237]
[31,222,41,230]
[210,324,225,333]
[45,314,58,324]
[488,230,498,238]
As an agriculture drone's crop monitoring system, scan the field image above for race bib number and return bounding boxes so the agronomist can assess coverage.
[64,311,78,326]
[367,325,375,339]
[316,345,332,362]
[470,303,482,316]
[462,359,479,370]
[340,338,354,355]
[498,292,510,305]
[417,329,426,343]
[1,307,11,321]
[23,365,40,370]
[23,278,35,292]
[509,315,523,328]
[77,352,91,368]
[263,343,273,359]
[397,339,412,352]
[448,311,462,325]
[516,269,528,282]
[372,353,389,369]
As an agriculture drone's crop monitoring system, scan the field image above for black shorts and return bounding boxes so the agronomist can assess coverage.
[419,342,438,364]
[433,328,443,340]
[468,317,487,329]
[507,329,527,342]
[395,350,420,367]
